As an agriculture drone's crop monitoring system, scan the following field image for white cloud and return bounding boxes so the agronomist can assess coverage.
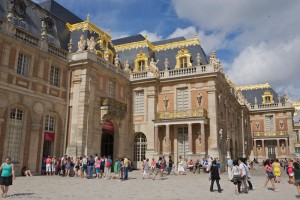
[171,0,300,99]
[139,30,163,42]
[167,26,197,39]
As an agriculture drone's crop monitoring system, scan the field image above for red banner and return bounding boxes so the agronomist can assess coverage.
[102,120,114,133]
[44,132,55,141]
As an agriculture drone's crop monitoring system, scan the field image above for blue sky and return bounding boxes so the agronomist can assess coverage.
[33,0,300,101]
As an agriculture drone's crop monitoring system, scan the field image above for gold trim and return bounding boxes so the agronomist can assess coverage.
[262,90,274,104]
[226,77,237,89]
[66,21,111,41]
[134,52,149,72]
[253,131,288,137]
[114,38,200,52]
[236,82,271,91]
[175,48,192,69]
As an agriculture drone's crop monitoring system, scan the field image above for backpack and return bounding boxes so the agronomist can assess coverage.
[106,160,111,167]
[156,161,161,168]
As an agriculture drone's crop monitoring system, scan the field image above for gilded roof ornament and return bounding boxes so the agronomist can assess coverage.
[236,82,271,91]
[87,14,90,22]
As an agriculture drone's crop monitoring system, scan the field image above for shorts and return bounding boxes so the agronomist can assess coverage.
[96,168,100,173]
[51,165,56,172]
[0,176,12,186]
[46,164,52,172]
[289,173,294,177]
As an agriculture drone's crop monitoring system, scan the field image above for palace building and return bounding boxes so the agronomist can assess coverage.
[0,0,297,174]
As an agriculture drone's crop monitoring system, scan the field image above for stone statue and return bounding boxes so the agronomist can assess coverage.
[284,93,290,103]
[87,36,96,52]
[124,60,131,74]
[219,129,223,141]
[163,95,169,110]
[77,35,86,52]
[149,58,160,77]
[114,54,120,68]
[164,58,169,70]
[196,53,201,65]
[196,92,202,107]
[278,96,281,103]
[104,50,109,61]
[254,97,257,105]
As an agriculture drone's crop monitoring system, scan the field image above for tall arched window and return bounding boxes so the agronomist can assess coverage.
[7,108,24,163]
[133,133,147,161]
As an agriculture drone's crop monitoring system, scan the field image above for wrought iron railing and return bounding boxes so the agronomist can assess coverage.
[253,131,288,137]
[155,108,207,120]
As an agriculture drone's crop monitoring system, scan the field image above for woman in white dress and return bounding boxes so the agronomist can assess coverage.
[178,157,185,175]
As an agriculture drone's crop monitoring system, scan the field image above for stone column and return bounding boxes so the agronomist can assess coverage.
[188,123,193,153]
[0,118,4,162]
[285,138,290,156]
[207,88,218,157]
[165,124,170,154]
[28,123,42,173]
[200,122,206,154]
[154,125,159,153]
[276,139,280,157]
[262,139,265,157]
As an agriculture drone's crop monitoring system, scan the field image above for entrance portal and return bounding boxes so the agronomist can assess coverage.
[101,133,114,157]
[101,120,114,157]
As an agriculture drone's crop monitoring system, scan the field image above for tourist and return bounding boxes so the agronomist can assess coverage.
[0,157,15,198]
[153,157,163,180]
[105,156,112,180]
[94,157,101,179]
[177,157,185,175]
[288,160,295,184]
[263,159,278,191]
[123,157,129,180]
[293,162,300,196]
[81,155,87,178]
[113,158,121,179]
[243,158,253,190]
[209,160,222,193]
[188,159,194,173]
[74,157,80,177]
[194,160,201,174]
[51,156,56,175]
[120,158,124,179]
[227,157,233,181]
[150,158,156,174]
[21,166,33,177]
[142,158,149,179]
[87,155,95,179]
[231,159,241,194]
[65,157,72,177]
[45,156,52,176]
[168,156,173,175]
[272,158,281,183]
[238,158,248,193]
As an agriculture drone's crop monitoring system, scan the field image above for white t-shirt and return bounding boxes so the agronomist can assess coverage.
[239,163,246,177]
[232,166,240,176]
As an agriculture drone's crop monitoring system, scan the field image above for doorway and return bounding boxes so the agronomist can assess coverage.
[177,127,188,160]
[101,133,114,157]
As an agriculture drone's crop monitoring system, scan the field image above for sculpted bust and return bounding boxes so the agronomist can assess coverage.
[87,36,96,52]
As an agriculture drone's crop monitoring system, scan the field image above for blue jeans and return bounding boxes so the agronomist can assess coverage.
[87,165,93,179]
[124,167,128,180]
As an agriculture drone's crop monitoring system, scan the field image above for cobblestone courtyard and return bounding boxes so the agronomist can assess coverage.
[4,169,299,199]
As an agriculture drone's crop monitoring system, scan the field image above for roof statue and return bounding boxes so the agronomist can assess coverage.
[104,50,109,61]
[164,58,169,70]
[87,37,96,52]
[149,58,160,78]
[77,35,86,52]
[196,53,201,65]
[124,60,131,74]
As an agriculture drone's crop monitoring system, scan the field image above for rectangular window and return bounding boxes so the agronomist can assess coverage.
[108,80,116,99]
[45,115,55,132]
[134,90,144,114]
[50,66,60,86]
[180,57,188,68]
[138,61,145,71]
[295,147,300,154]
[265,115,274,132]
[177,87,189,110]
[17,53,30,76]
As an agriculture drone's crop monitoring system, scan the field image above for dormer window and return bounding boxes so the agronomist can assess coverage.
[175,48,191,69]
[138,60,146,71]
[180,57,188,68]
[134,52,148,72]
[262,90,274,104]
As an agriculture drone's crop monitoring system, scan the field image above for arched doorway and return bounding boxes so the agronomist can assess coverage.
[101,120,114,157]
[133,133,147,169]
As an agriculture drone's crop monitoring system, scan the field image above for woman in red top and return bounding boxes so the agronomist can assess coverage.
[263,159,278,192]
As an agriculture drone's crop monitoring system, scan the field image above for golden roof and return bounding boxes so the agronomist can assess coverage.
[236,83,271,91]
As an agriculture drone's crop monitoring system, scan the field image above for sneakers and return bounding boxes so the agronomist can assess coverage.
[274,189,279,192]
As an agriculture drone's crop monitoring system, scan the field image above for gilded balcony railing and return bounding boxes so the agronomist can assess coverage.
[100,97,127,111]
[155,108,207,120]
[253,131,288,137]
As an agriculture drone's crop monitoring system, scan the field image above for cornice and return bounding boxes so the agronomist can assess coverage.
[66,21,111,41]
[114,40,154,52]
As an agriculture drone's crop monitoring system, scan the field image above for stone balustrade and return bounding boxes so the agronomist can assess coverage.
[253,131,288,137]
[48,44,68,59]
[250,102,291,110]
[131,65,215,81]
[15,28,39,46]
[72,51,129,79]
[155,108,207,120]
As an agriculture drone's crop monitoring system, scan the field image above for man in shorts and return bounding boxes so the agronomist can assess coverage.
[45,156,52,176]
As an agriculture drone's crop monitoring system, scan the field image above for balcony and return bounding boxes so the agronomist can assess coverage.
[155,108,207,120]
[253,131,288,137]
[250,102,293,110]
[130,65,215,81]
